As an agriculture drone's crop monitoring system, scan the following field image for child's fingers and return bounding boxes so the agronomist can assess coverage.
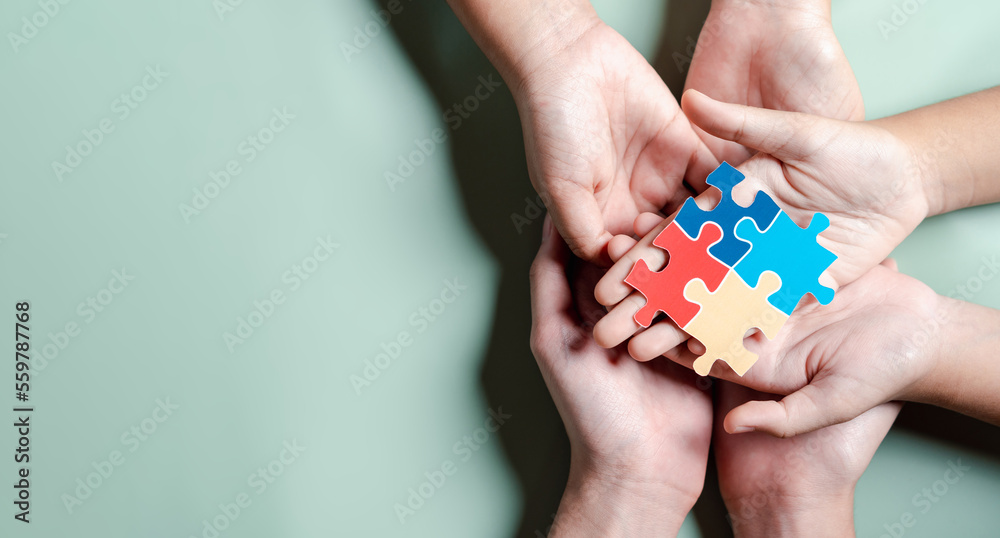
[633,212,665,237]
[592,294,647,349]
[594,218,672,307]
[681,89,820,162]
[627,321,689,361]
[607,235,638,263]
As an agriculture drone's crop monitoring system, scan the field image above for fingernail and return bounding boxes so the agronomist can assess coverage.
[731,425,755,434]
[542,215,552,241]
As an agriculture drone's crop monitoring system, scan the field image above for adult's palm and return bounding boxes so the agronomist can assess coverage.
[517,21,717,262]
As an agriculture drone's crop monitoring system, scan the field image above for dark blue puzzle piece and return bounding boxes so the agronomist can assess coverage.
[674,162,780,267]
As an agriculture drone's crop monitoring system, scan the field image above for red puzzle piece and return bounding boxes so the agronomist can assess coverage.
[625,221,729,328]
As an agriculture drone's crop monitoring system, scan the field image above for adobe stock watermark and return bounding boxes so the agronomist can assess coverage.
[61,398,180,514]
[384,74,504,192]
[891,127,959,211]
[341,0,413,63]
[223,235,339,353]
[7,0,74,53]
[850,127,957,240]
[188,439,306,538]
[725,425,840,531]
[510,193,548,235]
[393,407,512,524]
[879,459,971,538]
[946,253,1000,302]
[350,277,468,395]
[878,0,929,41]
[508,124,610,235]
[878,253,996,363]
[51,65,169,183]
[671,7,740,74]
[29,267,137,375]
[179,107,295,223]
[212,0,250,22]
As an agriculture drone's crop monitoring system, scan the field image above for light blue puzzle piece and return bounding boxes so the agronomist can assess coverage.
[733,211,837,315]
[675,162,780,268]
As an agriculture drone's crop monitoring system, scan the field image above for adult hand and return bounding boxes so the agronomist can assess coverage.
[685,0,864,164]
[714,382,900,537]
[529,218,712,536]
[515,20,718,263]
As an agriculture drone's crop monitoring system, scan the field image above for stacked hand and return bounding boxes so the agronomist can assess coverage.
[450,0,1000,533]
[530,220,711,536]
[512,19,717,262]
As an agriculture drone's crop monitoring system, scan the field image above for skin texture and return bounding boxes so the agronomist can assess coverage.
[595,85,1000,354]
[603,212,1000,438]
[714,383,901,538]
[593,86,1000,438]
[594,90,929,351]
[529,218,711,537]
[447,0,717,263]
[603,209,940,436]
[451,0,1000,531]
[515,21,718,263]
[684,0,864,164]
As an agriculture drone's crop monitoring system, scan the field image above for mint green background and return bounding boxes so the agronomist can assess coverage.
[0,0,998,537]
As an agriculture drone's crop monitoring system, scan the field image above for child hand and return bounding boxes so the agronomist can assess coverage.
[669,259,941,437]
[592,90,931,352]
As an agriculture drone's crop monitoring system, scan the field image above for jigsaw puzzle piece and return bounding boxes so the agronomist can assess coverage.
[674,162,780,268]
[682,271,788,376]
[733,211,837,315]
[625,221,729,328]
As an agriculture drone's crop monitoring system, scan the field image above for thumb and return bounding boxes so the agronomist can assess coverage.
[723,376,870,438]
[544,184,614,264]
[681,89,821,162]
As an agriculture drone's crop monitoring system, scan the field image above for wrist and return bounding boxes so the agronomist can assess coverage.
[894,124,949,219]
[709,0,831,21]
[449,0,601,99]
[871,106,975,217]
[902,294,1000,426]
[551,461,697,537]
[508,12,603,101]
[898,292,953,404]
[726,489,855,538]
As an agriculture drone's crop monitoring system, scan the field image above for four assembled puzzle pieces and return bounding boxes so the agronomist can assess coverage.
[624,162,837,376]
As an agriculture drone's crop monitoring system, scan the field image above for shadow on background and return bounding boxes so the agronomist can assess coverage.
[372,0,999,536]
[374,0,730,536]
[375,2,567,535]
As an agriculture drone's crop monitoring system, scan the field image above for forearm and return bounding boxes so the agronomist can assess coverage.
[445,0,599,94]
[550,465,694,538]
[874,87,1000,216]
[911,295,1000,424]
